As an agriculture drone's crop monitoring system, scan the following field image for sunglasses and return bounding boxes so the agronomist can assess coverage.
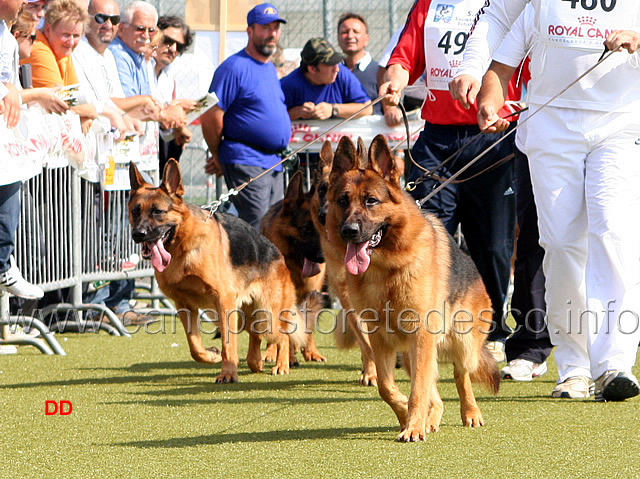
[22,33,37,42]
[162,35,186,53]
[94,13,120,25]
[133,25,156,35]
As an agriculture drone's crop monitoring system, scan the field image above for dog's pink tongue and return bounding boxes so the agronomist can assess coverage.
[151,239,171,272]
[345,241,370,275]
[302,258,321,278]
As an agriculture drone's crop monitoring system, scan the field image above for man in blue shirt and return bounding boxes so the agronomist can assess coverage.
[280,37,373,121]
[202,3,291,229]
[108,0,156,97]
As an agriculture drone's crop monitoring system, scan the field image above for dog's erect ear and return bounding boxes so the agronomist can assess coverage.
[161,159,185,197]
[319,140,334,171]
[356,137,368,169]
[369,134,401,185]
[129,161,147,192]
[283,170,305,213]
[330,136,358,184]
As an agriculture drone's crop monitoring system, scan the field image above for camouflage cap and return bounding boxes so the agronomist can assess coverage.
[300,37,345,66]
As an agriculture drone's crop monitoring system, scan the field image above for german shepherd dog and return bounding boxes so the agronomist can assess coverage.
[311,142,378,386]
[260,170,327,362]
[128,160,306,383]
[325,135,499,441]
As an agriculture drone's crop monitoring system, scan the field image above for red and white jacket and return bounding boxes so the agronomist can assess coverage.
[388,0,526,125]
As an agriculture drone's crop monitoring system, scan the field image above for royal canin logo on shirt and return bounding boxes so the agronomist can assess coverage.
[548,17,613,39]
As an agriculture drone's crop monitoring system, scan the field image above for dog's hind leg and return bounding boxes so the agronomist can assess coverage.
[262,343,277,362]
[453,363,484,427]
[176,306,222,364]
[426,383,444,433]
[369,334,408,431]
[215,296,242,383]
[247,331,264,373]
[271,312,292,376]
[350,312,377,386]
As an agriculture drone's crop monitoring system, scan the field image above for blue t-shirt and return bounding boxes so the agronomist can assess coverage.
[280,64,370,110]
[209,50,291,169]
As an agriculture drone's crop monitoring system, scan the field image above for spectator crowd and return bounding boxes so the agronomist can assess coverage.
[2,0,638,406]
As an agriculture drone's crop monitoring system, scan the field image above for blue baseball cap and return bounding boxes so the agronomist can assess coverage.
[247,3,287,26]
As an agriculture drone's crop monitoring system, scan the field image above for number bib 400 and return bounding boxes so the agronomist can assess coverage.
[541,0,636,51]
[424,0,483,91]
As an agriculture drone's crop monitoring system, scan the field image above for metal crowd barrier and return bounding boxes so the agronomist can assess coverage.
[0,164,173,355]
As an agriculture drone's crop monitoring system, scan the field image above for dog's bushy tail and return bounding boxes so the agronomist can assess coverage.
[333,309,359,349]
[471,344,501,394]
[284,291,323,349]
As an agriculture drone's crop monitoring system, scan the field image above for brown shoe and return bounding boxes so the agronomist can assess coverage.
[117,309,156,326]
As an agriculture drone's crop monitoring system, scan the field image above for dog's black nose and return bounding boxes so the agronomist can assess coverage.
[132,229,147,243]
[317,210,326,225]
[341,222,360,241]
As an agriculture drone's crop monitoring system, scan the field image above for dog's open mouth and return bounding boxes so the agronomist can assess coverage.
[344,227,384,275]
[140,227,174,273]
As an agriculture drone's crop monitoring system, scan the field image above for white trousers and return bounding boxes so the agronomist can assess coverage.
[523,105,640,382]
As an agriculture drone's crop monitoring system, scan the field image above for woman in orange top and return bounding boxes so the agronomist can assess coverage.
[22,0,96,130]
[23,0,86,87]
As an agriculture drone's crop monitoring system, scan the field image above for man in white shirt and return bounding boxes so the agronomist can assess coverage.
[0,0,45,303]
[449,0,640,403]
[73,0,153,133]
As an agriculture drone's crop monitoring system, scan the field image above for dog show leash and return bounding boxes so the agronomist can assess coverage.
[397,103,525,187]
[201,96,388,219]
[414,47,617,208]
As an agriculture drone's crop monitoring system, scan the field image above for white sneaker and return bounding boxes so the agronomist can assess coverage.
[501,359,548,381]
[551,376,594,399]
[594,370,640,402]
[0,257,44,299]
[485,341,506,363]
[9,324,41,338]
[0,344,18,355]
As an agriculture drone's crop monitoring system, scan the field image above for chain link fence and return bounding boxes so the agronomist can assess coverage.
[119,0,417,204]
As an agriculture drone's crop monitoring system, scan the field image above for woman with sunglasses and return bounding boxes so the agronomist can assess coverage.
[149,15,196,174]
[9,11,68,113]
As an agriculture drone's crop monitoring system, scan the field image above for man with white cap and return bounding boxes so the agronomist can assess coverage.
[201,3,291,229]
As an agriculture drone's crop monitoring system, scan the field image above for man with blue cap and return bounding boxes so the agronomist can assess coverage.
[201,3,291,229]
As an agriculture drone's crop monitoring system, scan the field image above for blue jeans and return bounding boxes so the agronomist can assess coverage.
[220,163,284,230]
[85,279,134,314]
[0,182,21,274]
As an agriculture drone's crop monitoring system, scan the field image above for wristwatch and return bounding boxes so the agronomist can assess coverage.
[331,104,339,118]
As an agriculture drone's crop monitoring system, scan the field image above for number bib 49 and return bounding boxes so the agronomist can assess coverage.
[541,0,636,51]
[425,0,482,91]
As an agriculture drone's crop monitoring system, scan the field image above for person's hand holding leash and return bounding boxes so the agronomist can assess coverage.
[448,74,480,110]
[379,64,409,108]
[205,154,222,176]
[604,30,640,54]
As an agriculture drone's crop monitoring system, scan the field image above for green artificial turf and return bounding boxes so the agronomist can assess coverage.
[1,314,640,479]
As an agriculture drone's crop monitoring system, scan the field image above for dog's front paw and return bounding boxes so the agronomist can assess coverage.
[396,426,428,442]
[461,408,484,427]
[359,370,377,387]
[359,359,377,386]
[271,363,290,376]
[215,370,238,383]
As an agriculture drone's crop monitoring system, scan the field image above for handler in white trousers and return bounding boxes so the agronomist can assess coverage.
[449,0,640,401]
